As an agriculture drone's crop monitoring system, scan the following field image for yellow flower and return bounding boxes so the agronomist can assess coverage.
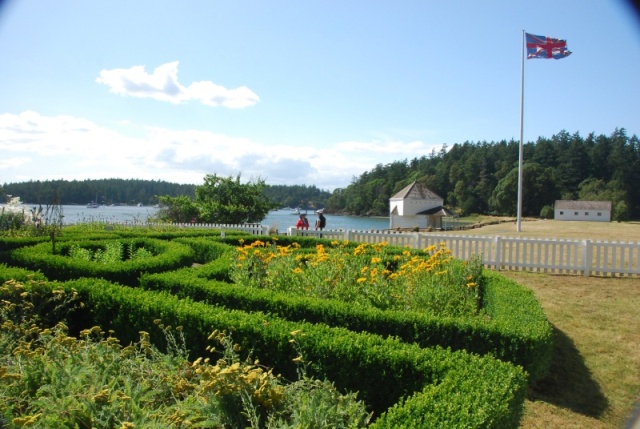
[371,257,382,264]
[357,277,367,283]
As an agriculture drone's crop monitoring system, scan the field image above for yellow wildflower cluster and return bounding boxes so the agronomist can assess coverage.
[231,240,482,316]
[196,330,285,408]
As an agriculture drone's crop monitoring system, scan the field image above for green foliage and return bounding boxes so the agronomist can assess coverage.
[230,240,483,317]
[263,184,331,211]
[153,194,200,223]
[329,128,639,219]
[68,241,154,264]
[1,178,196,206]
[196,174,277,224]
[0,264,47,283]
[0,282,371,428]
[141,253,552,383]
[489,163,557,216]
[172,237,235,264]
[41,277,528,425]
[613,200,630,222]
[10,238,195,286]
[0,227,555,426]
[540,205,554,219]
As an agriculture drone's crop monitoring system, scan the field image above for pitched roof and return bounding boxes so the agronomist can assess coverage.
[554,200,612,210]
[417,206,455,216]
[390,181,442,200]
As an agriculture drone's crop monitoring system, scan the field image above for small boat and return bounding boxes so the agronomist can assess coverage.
[291,208,300,215]
[87,201,99,208]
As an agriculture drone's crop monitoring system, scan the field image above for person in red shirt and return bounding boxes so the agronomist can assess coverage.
[296,213,309,229]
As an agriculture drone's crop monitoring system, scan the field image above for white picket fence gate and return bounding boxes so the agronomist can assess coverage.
[111,222,640,277]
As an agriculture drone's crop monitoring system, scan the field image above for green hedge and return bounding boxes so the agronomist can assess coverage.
[10,238,195,286]
[0,235,49,252]
[172,237,235,263]
[141,262,553,383]
[48,278,528,427]
[0,263,47,283]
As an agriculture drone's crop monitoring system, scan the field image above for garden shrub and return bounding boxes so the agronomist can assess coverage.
[0,282,372,428]
[0,226,555,425]
[172,237,235,263]
[142,264,553,382]
[21,277,528,427]
[9,238,195,286]
[0,263,47,283]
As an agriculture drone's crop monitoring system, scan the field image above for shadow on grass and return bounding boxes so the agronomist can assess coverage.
[528,325,608,417]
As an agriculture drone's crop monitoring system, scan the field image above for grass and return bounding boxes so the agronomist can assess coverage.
[506,272,640,429]
[456,218,640,242]
[448,219,640,428]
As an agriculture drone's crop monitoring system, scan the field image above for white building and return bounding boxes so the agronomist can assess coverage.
[554,200,612,222]
[389,181,454,229]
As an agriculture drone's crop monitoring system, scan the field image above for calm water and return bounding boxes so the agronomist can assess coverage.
[264,209,390,231]
[5,205,392,231]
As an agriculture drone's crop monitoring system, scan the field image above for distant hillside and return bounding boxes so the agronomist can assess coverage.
[1,179,196,206]
[1,179,332,209]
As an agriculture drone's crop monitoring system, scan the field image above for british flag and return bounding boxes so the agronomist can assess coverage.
[526,33,572,59]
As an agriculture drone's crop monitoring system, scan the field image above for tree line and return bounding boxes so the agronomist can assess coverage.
[1,179,197,206]
[2,128,638,221]
[1,179,333,211]
[326,128,639,220]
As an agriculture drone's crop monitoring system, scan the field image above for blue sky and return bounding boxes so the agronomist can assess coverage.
[1,1,639,191]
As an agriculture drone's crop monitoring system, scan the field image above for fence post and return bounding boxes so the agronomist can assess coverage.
[582,239,592,277]
[413,233,421,249]
[346,230,354,242]
[494,236,502,270]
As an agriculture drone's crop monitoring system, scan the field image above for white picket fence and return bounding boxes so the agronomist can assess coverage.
[143,222,271,235]
[107,221,639,277]
[287,227,640,277]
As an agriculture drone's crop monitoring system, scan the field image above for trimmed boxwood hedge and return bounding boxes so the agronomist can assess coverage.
[141,264,553,382]
[0,263,47,283]
[0,227,557,427]
[9,238,195,286]
[39,277,528,428]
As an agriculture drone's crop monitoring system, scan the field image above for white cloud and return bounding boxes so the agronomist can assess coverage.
[0,111,439,190]
[96,61,259,108]
[335,139,432,156]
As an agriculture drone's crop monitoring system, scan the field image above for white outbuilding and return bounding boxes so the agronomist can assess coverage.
[554,200,612,222]
[389,181,454,229]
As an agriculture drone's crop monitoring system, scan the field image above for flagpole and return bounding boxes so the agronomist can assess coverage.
[516,30,525,232]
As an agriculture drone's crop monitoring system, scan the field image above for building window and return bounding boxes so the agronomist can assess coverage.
[574,212,578,215]
[559,211,564,215]
[585,212,589,216]
[597,212,601,216]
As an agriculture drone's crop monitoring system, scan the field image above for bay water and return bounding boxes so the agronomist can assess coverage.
[15,205,391,231]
